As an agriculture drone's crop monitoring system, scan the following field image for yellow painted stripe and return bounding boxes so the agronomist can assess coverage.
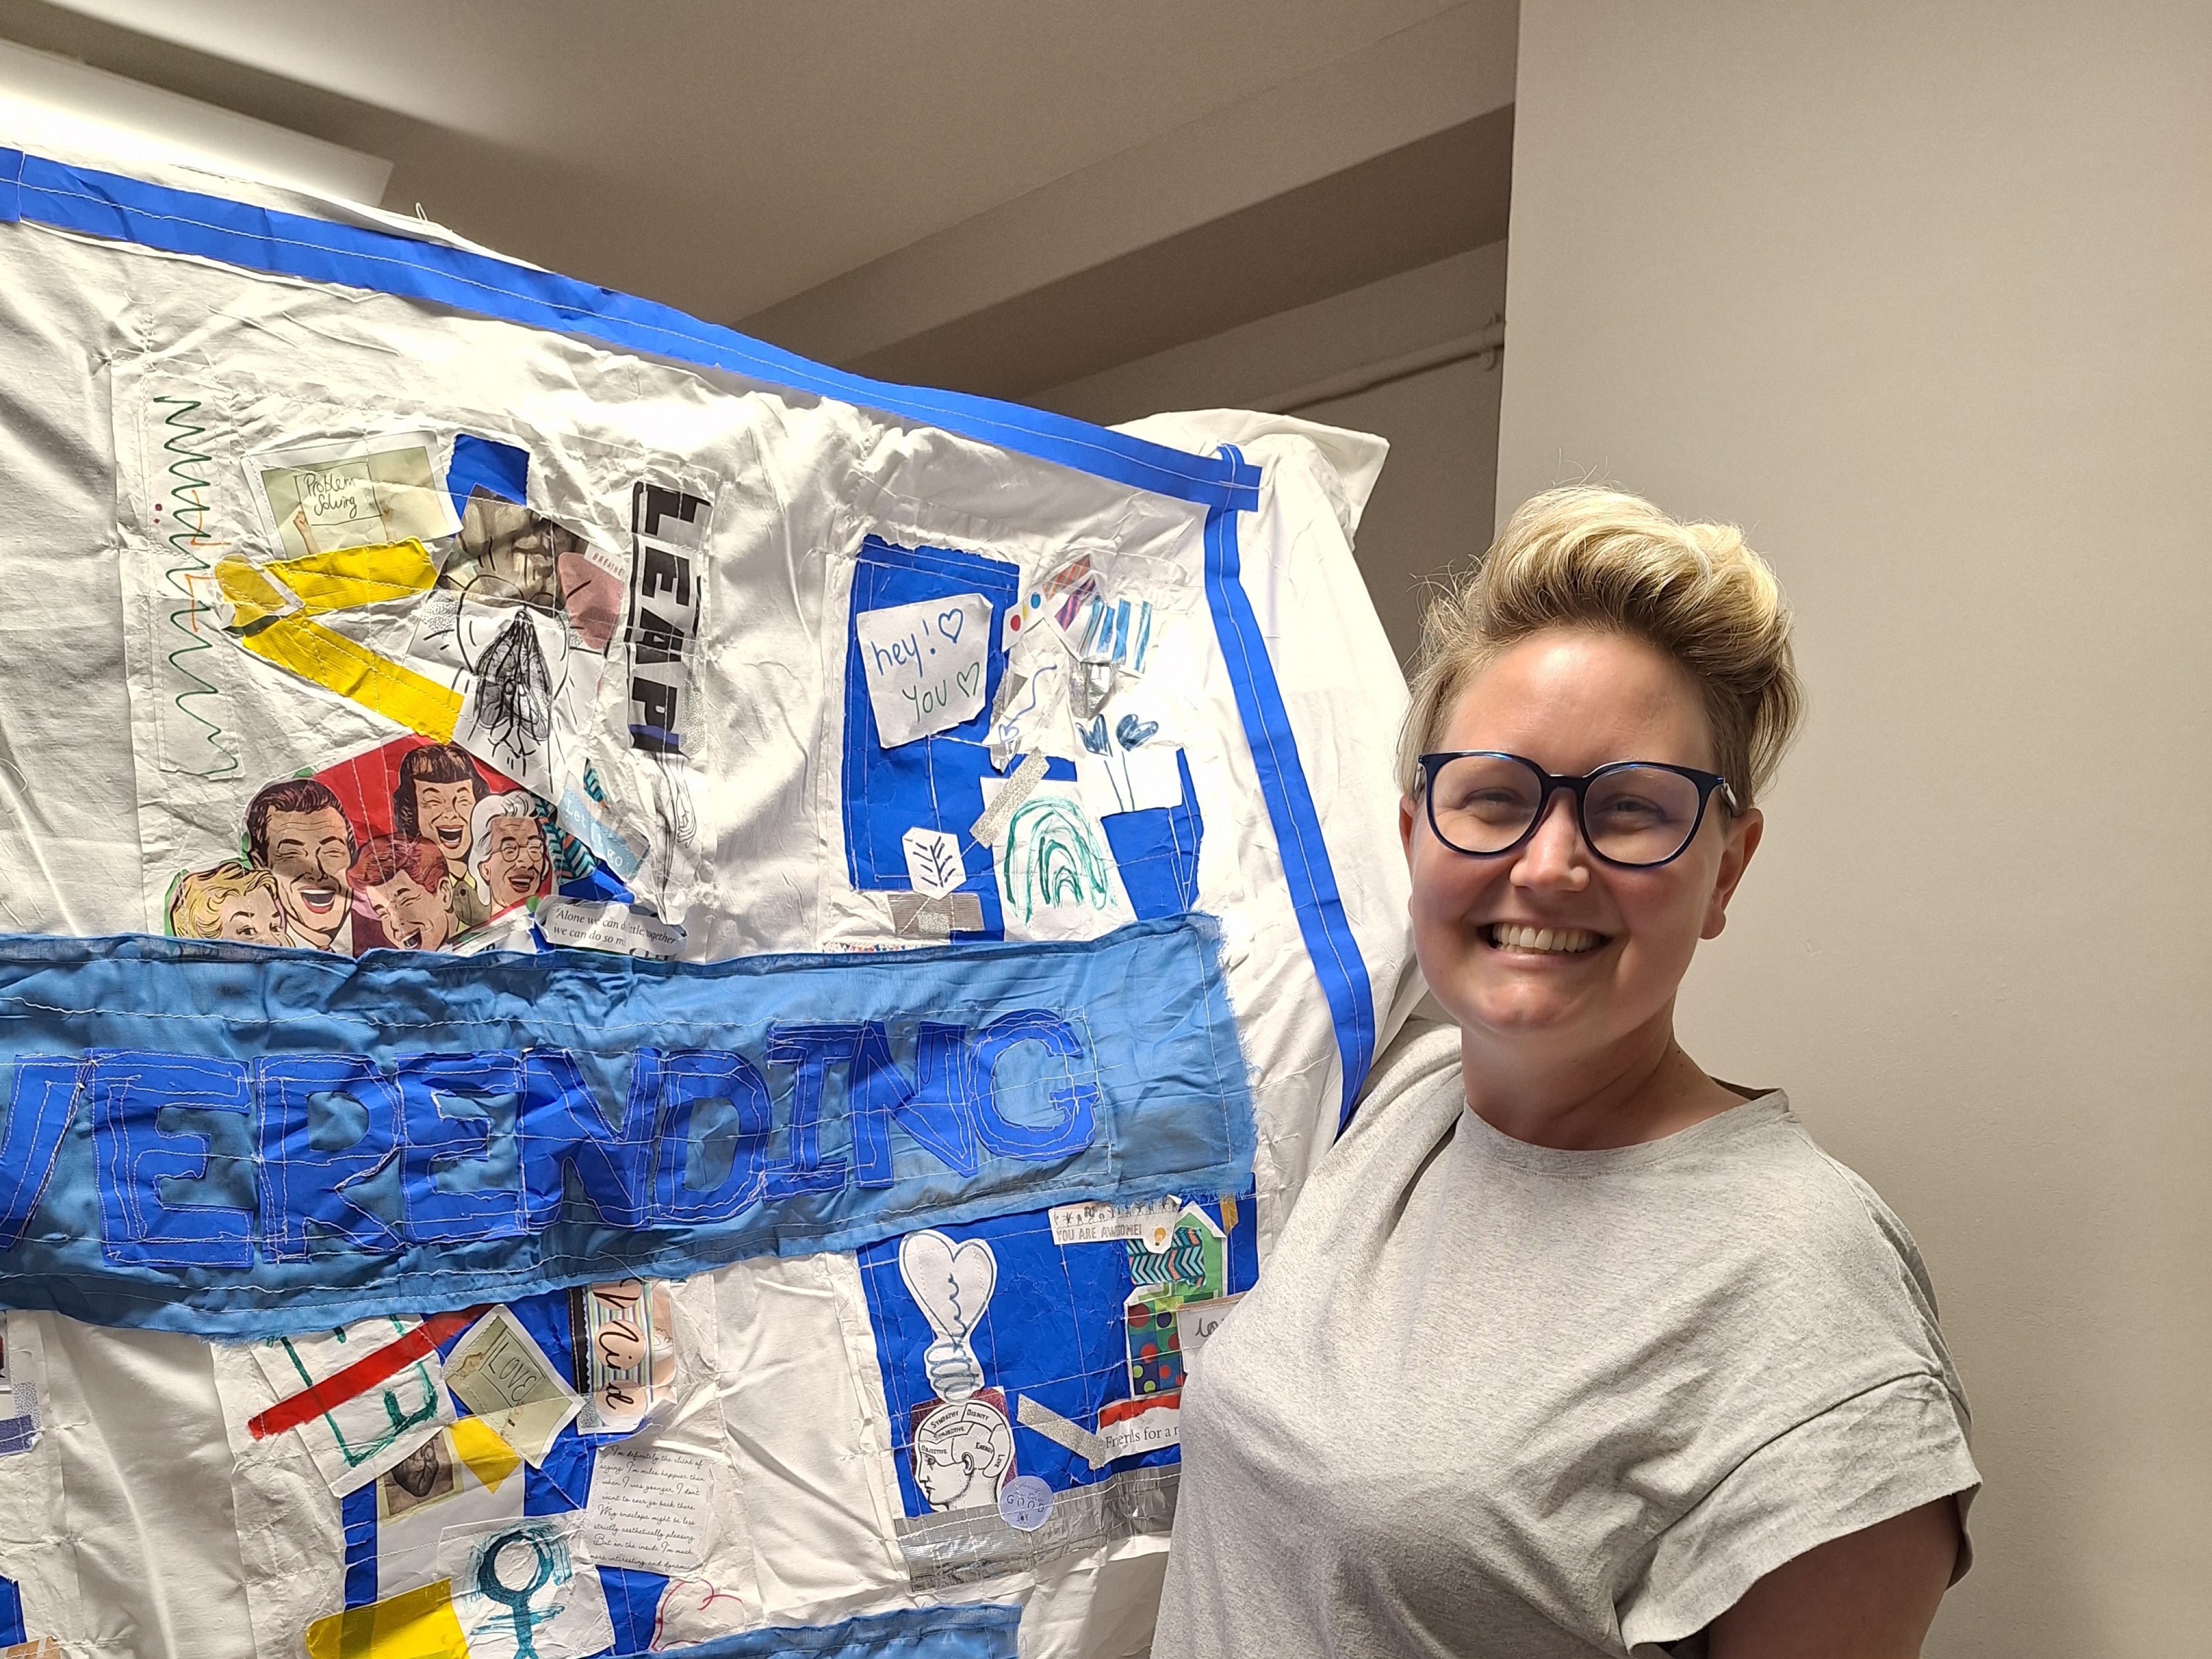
[268,538,441,614]
[213,555,297,631]
[303,1579,468,1659]
[239,613,461,742]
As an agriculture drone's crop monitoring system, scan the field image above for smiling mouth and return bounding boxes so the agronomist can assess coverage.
[1485,922,1606,955]
[437,827,465,849]
[297,885,339,915]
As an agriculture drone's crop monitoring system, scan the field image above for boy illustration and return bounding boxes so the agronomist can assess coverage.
[351,834,462,952]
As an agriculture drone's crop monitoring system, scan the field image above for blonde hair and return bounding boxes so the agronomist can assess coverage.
[1398,486,1804,808]
[168,859,282,939]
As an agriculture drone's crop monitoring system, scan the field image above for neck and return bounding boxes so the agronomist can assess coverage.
[1458,1004,1740,1150]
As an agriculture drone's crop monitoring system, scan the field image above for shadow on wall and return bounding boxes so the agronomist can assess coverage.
[1038,241,1509,666]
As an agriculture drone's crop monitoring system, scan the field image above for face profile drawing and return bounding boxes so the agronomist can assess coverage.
[471,793,550,914]
[350,834,461,952]
[897,1228,1018,1513]
[909,1392,1016,1513]
[391,742,488,882]
[168,860,287,944]
[245,777,357,951]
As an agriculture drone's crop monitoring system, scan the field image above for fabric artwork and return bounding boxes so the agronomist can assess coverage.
[0,142,1416,1658]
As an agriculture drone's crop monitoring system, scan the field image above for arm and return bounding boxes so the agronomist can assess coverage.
[1707,1497,1963,1659]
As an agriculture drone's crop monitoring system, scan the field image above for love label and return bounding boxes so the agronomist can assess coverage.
[855,591,993,748]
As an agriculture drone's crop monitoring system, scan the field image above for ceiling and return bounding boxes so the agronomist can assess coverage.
[0,0,1517,391]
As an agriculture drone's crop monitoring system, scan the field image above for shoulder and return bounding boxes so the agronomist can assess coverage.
[1335,1004,1464,1149]
[1665,1101,1970,1435]
[1709,1103,1948,1322]
[1248,1007,1464,1278]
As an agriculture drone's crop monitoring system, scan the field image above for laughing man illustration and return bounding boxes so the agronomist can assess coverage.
[897,1229,1017,1513]
[245,778,357,951]
[391,742,491,932]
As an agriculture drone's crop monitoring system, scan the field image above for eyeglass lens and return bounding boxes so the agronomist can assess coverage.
[1427,756,1705,866]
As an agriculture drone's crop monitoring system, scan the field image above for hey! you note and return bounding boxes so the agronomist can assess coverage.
[856,591,993,747]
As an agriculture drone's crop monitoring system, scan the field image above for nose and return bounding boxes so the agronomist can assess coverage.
[1510,787,1591,891]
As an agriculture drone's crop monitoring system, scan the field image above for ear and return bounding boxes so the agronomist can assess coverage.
[1701,807,1763,940]
[1400,797,1418,864]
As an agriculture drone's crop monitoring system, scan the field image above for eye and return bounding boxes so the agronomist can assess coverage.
[1595,793,1668,825]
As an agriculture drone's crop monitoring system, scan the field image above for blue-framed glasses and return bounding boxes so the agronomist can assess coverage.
[1416,751,1738,869]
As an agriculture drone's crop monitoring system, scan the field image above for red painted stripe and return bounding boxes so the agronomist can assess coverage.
[247,1305,488,1441]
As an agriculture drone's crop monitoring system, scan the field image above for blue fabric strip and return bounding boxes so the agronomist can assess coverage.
[1201,447,1378,1126]
[600,1565,671,1654]
[339,1484,378,1608]
[0,1571,23,1645]
[0,149,1255,514]
[638,1603,1021,1659]
[0,918,1253,1335]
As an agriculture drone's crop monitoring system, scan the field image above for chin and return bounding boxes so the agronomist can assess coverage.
[1443,979,1591,1037]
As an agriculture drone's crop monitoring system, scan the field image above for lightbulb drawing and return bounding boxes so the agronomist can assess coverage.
[898,1228,994,1401]
[897,1229,1016,1513]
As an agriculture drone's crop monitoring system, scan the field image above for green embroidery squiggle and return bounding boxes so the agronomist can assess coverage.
[155,396,240,778]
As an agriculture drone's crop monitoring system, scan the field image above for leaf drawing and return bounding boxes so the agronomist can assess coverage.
[902,827,967,899]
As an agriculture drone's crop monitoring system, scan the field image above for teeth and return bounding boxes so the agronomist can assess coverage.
[1489,923,1602,954]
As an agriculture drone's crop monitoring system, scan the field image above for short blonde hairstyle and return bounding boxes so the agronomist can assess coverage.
[168,859,282,939]
[1398,487,1804,809]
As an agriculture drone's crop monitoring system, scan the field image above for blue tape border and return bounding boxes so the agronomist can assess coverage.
[1203,446,1378,1126]
[0,147,1256,513]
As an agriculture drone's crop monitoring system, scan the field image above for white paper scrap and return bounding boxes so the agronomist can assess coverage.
[982,777,1136,943]
[1123,744,1185,811]
[583,1442,713,1573]
[250,432,459,560]
[1047,1195,1185,1250]
[855,591,992,747]
[1097,1400,1180,1461]
[538,899,683,959]
[249,1316,457,1497]
[440,1512,615,1659]
[901,826,967,898]
[1178,1291,1246,1379]
[443,1306,583,1469]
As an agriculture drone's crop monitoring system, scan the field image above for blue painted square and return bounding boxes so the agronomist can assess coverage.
[1100,749,1204,919]
[841,538,1020,936]
[858,1193,1256,1519]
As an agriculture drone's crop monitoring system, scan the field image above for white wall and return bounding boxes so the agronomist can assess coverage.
[1497,5,2210,1654]
[1043,241,1508,659]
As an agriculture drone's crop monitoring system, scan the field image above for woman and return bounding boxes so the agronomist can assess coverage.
[1158,488,1978,1658]
[391,741,491,933]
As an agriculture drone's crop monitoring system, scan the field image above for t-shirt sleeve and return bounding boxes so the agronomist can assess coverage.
[1618,1371,1981,1652]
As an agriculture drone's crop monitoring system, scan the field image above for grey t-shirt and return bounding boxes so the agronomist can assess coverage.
[1156,1017,1978,1658]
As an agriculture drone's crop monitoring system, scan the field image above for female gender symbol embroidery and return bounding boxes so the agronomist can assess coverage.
[474,1526,564,1659]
